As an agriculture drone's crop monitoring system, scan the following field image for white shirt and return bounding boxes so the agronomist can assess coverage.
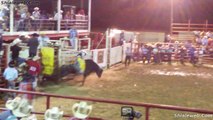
[3,67,18,81]
[54,13,62,20]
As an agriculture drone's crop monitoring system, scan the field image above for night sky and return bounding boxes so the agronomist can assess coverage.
[91,0,213,33]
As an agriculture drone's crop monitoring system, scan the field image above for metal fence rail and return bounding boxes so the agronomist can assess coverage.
[0,88,213,120]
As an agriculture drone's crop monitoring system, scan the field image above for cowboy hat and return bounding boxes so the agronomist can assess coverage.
[19,32,30,38]
[33,56,40,61]
[31,33,39,37]
[34,7,39,10]
[12,98,33,117]
[11,38,21,46]
[72,101,92,119]
[45,107,63,120]
[5,97,22,110]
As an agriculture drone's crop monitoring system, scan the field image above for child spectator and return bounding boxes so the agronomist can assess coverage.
[3,61,18,98]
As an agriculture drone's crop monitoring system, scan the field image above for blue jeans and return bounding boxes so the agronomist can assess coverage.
[0,110,13,120]
[7,81,16,98]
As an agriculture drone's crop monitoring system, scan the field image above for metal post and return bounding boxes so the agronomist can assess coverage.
[188,19,191,31]
[9,0,14,33]
[105,29,110,68]
[170,0,174,35]
[57,0,61,32]
[88,0,91,32]
[145,107,150,120]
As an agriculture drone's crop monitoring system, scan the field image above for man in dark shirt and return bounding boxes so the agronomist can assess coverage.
[27,33,39,57]
[10,39,22,60]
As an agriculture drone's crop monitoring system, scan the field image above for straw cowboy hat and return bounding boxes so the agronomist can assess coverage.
[72,101,92,119]
[11,38,22,46]
[12,98,33,117]
[33,56,40,61]
[5,97,22,110]
[45,107,64,120]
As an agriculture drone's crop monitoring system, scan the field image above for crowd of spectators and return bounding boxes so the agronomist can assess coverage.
[130,31,213,65]
[0,4,86,32]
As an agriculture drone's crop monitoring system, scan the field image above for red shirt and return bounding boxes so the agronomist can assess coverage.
[26,60,41,76]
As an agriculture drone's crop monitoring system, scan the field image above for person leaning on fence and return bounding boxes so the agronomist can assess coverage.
[188,46,196,65]
[27,33,39,58]
[38,32,50,48]
[141,45,149,64]
[179,46,186,65]
[3,61,18,98]
[31,7,41,31]
[125,47,132,67]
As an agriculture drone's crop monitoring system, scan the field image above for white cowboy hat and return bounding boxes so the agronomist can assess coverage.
[19,32,30,38]
[12,99,33,118]
[45,107,63,120]
[33,56,40,61]
[72,101,92,119]
[5,97,22,110]
[11,38,22,46]
[34,7,39,10]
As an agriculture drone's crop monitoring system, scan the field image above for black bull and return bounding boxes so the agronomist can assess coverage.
[60,59,103,85]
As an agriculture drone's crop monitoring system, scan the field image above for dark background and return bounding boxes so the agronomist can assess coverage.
[91,0,213,33]
[15,0,213,33]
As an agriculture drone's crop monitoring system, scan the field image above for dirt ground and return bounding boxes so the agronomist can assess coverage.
[32,62,213,120]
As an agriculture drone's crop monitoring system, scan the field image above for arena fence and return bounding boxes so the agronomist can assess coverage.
[0,88,213,120]
[12,18,88,32]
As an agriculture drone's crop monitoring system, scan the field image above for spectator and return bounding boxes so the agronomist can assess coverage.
[147,45,153,64]
[3,61,18,98]
[31,7,41,31]
[141,45,148,64]
[188,46,196,65]
[27,33,39,57]
[25,56,41,90]
[201,36,208,46]
[77,9,85,15]
[166,45,173,64]
[152,46,159,64]
[54,10,63,20]
[64,11,72,30]
[179,46,186,65]
[125,47,132,67]
[10,39,25,65]
[17,4,28,31]
[38,32,50,48]
[40,10,48,19]
[64,11,71,20]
